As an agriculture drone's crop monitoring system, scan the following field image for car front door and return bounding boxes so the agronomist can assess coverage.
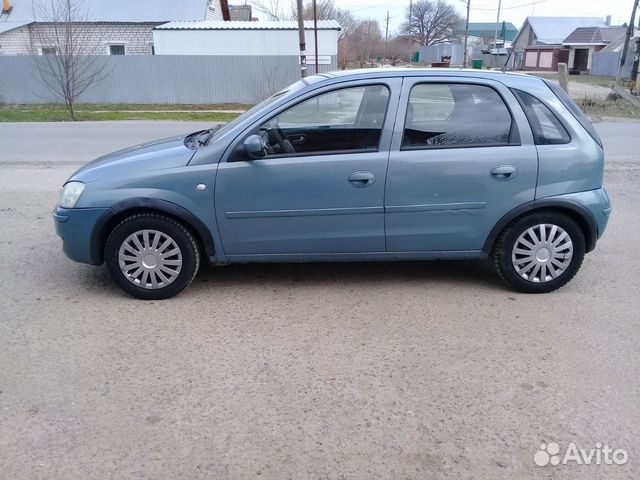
[215,78,401,259]
[385,77,538,253]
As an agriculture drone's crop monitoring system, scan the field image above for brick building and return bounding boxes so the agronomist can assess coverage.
[0,0,230,56]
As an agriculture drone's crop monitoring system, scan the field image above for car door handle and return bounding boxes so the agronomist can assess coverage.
[491,165,518,180]
[348,171,376,188]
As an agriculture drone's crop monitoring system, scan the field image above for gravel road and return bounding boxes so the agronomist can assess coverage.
[0,121,638,479]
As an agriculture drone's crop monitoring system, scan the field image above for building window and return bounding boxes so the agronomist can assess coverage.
[150,44,155,55]
[40,46,57,55]
[109,44,125,55]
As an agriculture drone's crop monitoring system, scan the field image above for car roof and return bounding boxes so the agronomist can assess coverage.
[314,67,544,88]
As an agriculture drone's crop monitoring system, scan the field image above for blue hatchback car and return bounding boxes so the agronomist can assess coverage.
[54,69,611,299]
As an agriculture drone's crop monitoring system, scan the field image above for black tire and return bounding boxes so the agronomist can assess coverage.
[492,212,585,293]
[104,213,200,300]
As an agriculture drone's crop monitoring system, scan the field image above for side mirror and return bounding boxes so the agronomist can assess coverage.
[243,134,266,159]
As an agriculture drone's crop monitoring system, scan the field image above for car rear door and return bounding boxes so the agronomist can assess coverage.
[385,76,538,253]
[215,78,402,258]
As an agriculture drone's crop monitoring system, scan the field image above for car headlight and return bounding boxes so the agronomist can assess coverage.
[58,181,85,208]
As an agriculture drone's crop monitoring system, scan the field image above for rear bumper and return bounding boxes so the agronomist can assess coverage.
[540,187,611,251]
[53,206,111,265]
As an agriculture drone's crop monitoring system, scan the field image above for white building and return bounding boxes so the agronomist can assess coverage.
[0,0,228,56]
[153,20,341,65]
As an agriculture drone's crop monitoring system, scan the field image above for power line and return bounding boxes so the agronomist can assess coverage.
[351,0,406,13]
[470,0,547,11]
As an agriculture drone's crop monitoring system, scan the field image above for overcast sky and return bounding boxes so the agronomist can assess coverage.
[250,0,635,36]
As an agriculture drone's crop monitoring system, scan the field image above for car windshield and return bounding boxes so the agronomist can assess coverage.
[207,75,325,141]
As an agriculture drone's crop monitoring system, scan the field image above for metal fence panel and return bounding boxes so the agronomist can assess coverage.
[0,55,337,104]
[591,51,632,78]
[419,44,464,66]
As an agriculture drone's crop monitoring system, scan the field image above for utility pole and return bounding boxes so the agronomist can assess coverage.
[296,0,307,78]
[463,0,470,68]
[493,0,502,52]
[313,0,319,74]
[384,11,390,65]
[616,0,639,85]
[631,37,640,93]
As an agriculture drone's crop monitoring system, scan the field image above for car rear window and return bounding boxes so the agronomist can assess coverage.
[402,83,515,149]
[543,79,603,147]
[512,89,570,145]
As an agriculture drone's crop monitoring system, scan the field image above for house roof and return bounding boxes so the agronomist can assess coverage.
[155,20,342,31]
[0,20,30,34]
[455,22,518,41]
[563,26,625,45]
[513,16,608,45]
[0,0,210,24]
[601,30,639,52]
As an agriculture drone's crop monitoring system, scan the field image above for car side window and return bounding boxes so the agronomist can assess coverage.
[258,84,390,157]
[402,83,514,149]
[511,89,571,145]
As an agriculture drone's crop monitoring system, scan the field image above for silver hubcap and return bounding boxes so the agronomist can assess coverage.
[118,229,182,289]
[512,223,573,283]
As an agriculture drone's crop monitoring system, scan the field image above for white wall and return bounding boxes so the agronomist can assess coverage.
[153,29,338,58]
[204,0,224,21]
[0,26,30,55]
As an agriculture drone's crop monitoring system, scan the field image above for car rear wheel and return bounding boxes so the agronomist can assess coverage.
[105,213,200,300]
[492,212,585,293]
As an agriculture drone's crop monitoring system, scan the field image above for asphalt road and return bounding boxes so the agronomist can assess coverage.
[0,120,638,479]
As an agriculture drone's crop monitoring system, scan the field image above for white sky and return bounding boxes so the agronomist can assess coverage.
[249,0,635,36]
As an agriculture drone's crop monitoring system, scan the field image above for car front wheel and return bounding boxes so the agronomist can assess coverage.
[492,212,586,293]
[104,213,200,300]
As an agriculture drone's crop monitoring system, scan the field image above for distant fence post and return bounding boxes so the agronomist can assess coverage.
[557,62,569,94]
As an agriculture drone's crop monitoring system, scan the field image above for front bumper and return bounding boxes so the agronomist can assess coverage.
[53,206,111,265]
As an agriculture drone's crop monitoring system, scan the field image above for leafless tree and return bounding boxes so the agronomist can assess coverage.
[29,0,109,120]
[290,0,336,20]
[334,9,358,69]
[400,0,463,46]
[251,57,289,102]
[385,36,413,65]
[351,19,383,68]
[251,0,288,20]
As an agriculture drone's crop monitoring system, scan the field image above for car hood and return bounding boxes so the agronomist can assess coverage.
[69,135,196,183]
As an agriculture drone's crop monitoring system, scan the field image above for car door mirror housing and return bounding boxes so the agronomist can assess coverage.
[243,134,266,159]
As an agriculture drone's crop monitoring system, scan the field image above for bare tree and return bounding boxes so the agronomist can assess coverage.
[251,0,288,20]
[351,19,383,68]
[251,57,289,102]
[400,0,463,46]
[385,36,413,65]
[290,0,336,20]
[30,0,109,120]
[334,9,358,69]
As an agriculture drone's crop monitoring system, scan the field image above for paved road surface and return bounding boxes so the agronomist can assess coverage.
[1,118,637,164]
[0,121,638,479]
[0,121,213,164]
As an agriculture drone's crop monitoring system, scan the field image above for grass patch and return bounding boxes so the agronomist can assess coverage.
[577,94,640,119]
[0,103,250,122]
[0,108,241,123]
[534,73,612,87]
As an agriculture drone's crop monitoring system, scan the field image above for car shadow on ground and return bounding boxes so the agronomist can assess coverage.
[69,258,508,299]
[190,259,506,291]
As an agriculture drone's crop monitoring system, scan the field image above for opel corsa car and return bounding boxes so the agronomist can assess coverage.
[54,69,611,299]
